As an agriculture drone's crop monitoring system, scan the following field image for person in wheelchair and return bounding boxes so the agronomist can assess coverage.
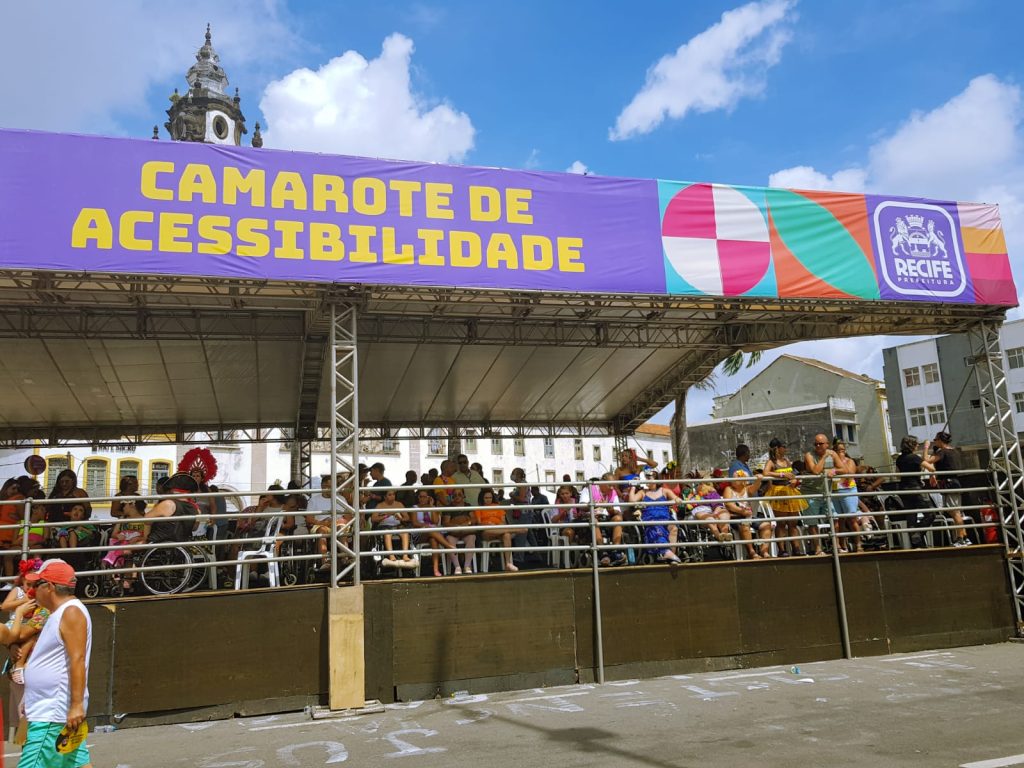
[145,472,202,546]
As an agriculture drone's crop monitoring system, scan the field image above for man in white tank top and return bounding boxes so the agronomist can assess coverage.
[19,558,93,768]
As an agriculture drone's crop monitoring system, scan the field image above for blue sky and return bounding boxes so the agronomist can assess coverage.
[2,0,1023,423]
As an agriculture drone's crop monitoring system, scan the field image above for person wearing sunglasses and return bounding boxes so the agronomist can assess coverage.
[802,434,841,556]
[20,558,93,768]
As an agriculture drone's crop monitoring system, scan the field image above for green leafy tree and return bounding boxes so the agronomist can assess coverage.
[670,350,763,472]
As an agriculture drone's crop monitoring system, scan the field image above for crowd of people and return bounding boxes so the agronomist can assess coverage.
[0,430,980,591]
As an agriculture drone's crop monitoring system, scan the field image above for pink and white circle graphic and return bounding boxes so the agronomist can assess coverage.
[662,183,772,296]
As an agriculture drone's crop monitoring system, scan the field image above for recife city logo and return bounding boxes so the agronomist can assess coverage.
[872,201,967,299]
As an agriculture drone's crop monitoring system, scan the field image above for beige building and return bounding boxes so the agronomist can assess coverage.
[698,355,893,470]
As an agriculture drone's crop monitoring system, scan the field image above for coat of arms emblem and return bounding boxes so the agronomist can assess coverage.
[889,214,948,259]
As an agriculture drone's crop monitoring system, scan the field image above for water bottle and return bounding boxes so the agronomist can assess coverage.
[94,725,116,733]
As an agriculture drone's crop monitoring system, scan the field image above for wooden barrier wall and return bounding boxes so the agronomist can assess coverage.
[365,546,1014,702]
[2,545,1007,726]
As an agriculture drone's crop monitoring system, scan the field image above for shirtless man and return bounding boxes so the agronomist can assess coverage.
[802,434,841,556]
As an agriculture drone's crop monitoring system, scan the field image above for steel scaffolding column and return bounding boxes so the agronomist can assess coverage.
[613,434,628,462]
[330,303,360,586]
[970,320,1024,635]
[297,439,313,489]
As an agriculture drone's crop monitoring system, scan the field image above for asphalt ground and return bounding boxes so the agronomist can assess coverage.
[8,643,1023,768]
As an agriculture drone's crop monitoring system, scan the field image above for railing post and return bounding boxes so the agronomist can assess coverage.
[824,472,852,659]
[588,493,605,685]
[20,499,31,561]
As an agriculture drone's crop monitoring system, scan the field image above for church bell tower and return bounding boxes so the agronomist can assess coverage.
[162,24,263,148]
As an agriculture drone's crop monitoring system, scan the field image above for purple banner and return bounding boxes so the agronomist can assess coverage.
[0,129,665,294]
[0,129,1015,306]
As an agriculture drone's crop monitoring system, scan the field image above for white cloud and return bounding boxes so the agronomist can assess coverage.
[756,74,1024,415]
[610,0,796,140]
[0,0,298,134]
[869,76,1021,198]
[260,33,474,163]
[767,165,867,192]
[566,160,590,174]
[771,75,1022,202]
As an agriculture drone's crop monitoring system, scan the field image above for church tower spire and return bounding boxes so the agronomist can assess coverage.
[164,24,261,147]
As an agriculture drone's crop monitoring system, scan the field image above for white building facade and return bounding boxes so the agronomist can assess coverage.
[0,427,673,516]
[883,318,1024,463]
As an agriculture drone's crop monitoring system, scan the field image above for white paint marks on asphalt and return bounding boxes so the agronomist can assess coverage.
[383,728,447,758]
[708,668,786,681]
[276,740,348,765]
[506,694,586,715]
[505,691,589,704]
[178,722,218,731]
[880,652,947,663]
[455,709,492,725]
[960,754,1024,768]
[198,747,264,768]
[768,675,815,685]
[681,685,739,700]
[249,719,348,732]
[387,701,426,710]
[617,699,674,709]
[443,693,489,706]
[251,715,281,725]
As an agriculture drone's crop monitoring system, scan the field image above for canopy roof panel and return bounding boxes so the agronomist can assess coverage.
[0,275,1007,442]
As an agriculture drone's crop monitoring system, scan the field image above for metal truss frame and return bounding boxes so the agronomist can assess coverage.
[970,320,1024,635]
[296,439,313,490]
[330,303,360,587]
[0,306,307,341]
[0,269,1011,465]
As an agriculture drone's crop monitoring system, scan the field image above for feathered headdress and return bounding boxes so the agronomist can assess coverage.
[178,447,218,483]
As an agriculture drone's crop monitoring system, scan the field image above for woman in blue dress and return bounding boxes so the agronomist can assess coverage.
[629,472,684,564]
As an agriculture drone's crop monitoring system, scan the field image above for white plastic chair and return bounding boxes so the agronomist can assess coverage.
[756,502,778,558]
[479,539,505,573]
[235,515,284,590]
[541,509,572,569]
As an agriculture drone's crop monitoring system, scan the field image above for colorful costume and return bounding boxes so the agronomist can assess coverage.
[764,465,808,514]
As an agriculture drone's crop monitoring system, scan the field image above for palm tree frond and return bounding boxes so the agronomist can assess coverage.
[721,351,744,377]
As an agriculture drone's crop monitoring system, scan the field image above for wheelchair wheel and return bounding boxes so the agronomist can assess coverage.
[140,547,193,595]
[82,580,100,599]
[182,545,212,593]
